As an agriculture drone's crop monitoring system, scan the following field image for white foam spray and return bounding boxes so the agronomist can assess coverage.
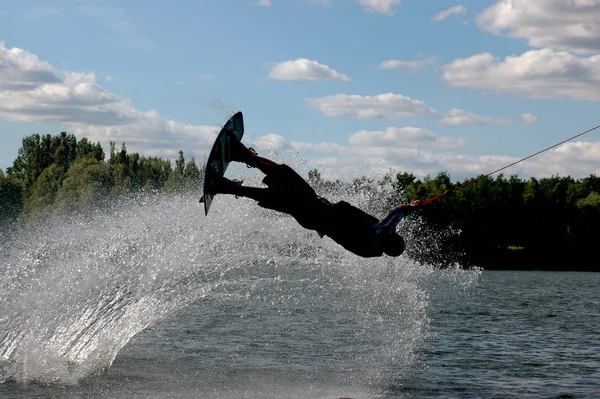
[0,153,481,388]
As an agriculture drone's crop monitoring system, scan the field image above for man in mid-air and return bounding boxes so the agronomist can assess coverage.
[214,132,421,258]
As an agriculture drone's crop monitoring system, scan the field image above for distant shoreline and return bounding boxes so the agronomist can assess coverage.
[461,250,598,272]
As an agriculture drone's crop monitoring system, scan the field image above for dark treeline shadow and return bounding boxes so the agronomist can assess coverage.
[2,132,599,272]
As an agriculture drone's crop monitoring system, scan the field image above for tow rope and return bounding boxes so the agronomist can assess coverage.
[421,123,600,206]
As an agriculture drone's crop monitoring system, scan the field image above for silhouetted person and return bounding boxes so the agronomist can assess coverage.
[214,133,421,258]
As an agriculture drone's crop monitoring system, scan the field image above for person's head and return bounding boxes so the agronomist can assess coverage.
[383,234,405,257]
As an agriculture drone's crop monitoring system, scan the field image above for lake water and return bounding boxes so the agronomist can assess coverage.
[1,192,598,398]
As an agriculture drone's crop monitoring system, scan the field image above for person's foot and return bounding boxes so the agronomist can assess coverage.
[214,176,243,195]
[228,130,257,165]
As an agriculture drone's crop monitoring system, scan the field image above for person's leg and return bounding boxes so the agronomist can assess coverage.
[227,131,315,196]
[251,156,281,175]
[216,177,301,217]
[214,177,274,203]
[228,131,281,174]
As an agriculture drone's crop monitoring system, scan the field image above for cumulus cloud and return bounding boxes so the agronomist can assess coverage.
[69,111,219,160]
[376,56,438,73]
[306,93,439,120]
[521,113,537,124]
[0,42,59,91]
[439,108,515,126]
[3,44,597,183]
[1,70,135,126]
[268,58,350,81]
[253,133,291,153]
[0,42,219,159]
[357,0,401,15]
[290,137,600,182]
[431,5,467,22]
[348,127,466,148]
[476,0,600,54]
[291,141,344,153]
[442,49,600,100]
[233,124,600,183]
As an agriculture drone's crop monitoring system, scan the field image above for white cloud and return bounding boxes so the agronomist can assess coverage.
[348,127,466,148]
[477,0,600,55]
[284,128,468,181]
[253,133,290,152]
[377,56,438,73]
[306,93,439,120]
[240,124,600,182]
[431,5,467,22]
[268,58,350,81]
[0,42,59,91]
[0,70,132,126]
[503,141,600,179]
[69,112,219,160]
[288,138,600,182]
[3,43,597,184]
[0,42,219,159]
[439,108,515,126]
[357,0,401,15]
[291,141,344,153]
[521,113,537,124]
[442,49,600,100]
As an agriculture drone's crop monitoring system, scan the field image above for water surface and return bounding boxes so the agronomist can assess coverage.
[1,191,597,398]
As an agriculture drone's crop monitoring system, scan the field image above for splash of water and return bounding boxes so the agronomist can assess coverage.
[0,158,481,387]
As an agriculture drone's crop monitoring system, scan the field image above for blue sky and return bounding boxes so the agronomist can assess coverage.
[1,0,600,182]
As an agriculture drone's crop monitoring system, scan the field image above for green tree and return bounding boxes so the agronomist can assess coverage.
[7,134,48,197]
[308,169,322,186]
[163,151,186,193]
[140,157,173,191]
[184,158,202,190]
[7,132,80,198]
[23,163,66,218]
[76,137,105,161]
[0,170,24,227]
[54,155,110,213]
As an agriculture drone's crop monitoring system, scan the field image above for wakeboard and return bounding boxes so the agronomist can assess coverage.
[199,111,244,216]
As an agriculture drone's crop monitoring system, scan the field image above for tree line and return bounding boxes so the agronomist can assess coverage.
[308,168,600,271]
[0,132,202,226]
[2,132,599,271]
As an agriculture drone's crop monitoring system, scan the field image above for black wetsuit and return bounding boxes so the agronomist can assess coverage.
[256,164,392,257]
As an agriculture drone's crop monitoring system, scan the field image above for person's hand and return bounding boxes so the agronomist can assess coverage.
[395,199,422,216]
[397,200,421,210]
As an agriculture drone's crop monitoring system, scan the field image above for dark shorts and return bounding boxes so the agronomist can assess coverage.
[257,164,324,230]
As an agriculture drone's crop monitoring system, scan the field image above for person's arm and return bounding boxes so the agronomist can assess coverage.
[380,200,421,220]
[375,200,421,231]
